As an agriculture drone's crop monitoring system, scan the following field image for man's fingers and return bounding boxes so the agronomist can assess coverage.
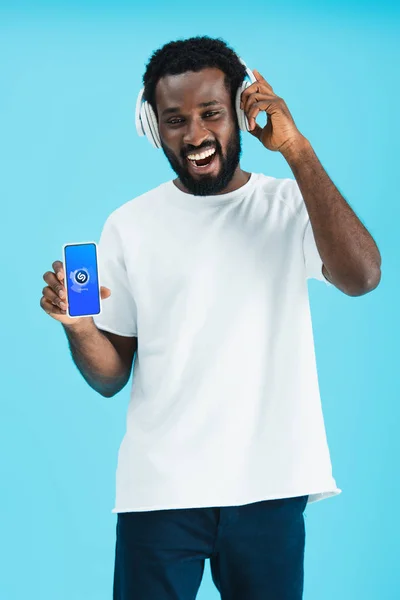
[245,98,283,130]
[249,123,263,139]
[52,260,65,282]
[43,270,66,299]
[252,69,274,91]
[240,79,274,109]
[40,296,64,316]
[244,100,268,131]
[42,286,67,311]
[247,102,265,126]
[243,93,277,117]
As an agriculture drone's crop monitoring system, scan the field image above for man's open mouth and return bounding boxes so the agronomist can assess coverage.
[186,147,217,168]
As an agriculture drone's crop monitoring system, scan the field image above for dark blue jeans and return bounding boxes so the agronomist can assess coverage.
[113,494,309,599]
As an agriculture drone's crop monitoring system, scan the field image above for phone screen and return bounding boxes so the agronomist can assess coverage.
[63,242,101,318]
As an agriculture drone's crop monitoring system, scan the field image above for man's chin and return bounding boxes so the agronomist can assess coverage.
[178,172,228,196]
[177,160,236,196]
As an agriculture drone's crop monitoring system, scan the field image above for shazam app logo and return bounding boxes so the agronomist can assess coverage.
[70,268,90,293]
[74,269,89,285]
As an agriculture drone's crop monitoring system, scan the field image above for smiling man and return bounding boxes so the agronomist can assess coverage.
[41,36,381,600]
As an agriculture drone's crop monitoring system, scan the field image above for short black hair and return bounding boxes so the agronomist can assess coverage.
[142,36,247,117]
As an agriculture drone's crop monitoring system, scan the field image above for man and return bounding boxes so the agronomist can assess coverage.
[40,36,381,599]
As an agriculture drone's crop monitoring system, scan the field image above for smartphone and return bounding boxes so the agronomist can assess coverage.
[62,242,101,318]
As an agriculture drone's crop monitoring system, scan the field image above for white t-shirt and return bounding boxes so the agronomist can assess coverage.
[93,172,341,513]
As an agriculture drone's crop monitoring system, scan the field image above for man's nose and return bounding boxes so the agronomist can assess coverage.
[183,117,209,148]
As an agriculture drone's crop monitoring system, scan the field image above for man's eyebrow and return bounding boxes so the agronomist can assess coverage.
[161,100,222,117]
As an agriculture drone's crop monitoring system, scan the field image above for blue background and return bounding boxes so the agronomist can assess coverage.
[1,2,399,599]
[64,243,100,317]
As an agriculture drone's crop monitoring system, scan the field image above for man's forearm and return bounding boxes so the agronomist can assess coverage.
[282,137,381,296]
[63,319,130,397]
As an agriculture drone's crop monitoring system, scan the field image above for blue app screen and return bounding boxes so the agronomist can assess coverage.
[64,243,101,317]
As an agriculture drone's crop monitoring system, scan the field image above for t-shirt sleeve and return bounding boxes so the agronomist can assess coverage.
[93,214,138,337]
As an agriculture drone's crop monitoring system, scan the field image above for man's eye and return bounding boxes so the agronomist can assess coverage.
[204,111,219,118]
[167,118,184,125]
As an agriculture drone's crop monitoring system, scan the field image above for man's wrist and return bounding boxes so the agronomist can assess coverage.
[280,135,312,165]
[63,317,95,337]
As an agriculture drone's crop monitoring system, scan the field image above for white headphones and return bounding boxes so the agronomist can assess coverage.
[135,58,257,149]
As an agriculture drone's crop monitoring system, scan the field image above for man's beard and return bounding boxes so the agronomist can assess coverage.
[160,123,242,196]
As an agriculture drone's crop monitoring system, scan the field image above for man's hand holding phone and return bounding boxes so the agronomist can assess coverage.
[40,260,131,399]
[40,260,111,327]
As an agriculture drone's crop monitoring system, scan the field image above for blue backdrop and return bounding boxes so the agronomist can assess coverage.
[1,2,399,599]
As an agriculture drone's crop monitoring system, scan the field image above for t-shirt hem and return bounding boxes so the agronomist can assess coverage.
[111,486,342,513]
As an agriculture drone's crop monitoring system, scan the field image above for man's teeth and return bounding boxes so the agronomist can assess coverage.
[187,148,216,161]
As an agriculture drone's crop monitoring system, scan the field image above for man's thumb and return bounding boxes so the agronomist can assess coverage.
[100,286,111,300]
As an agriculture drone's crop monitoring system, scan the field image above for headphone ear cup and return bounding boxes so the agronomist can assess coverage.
[236,81,251,132]
[136,87,161,148]
[146,103,161,149]
[135,88,146,137]
[139,102,155,147]
[140,102,159,148]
